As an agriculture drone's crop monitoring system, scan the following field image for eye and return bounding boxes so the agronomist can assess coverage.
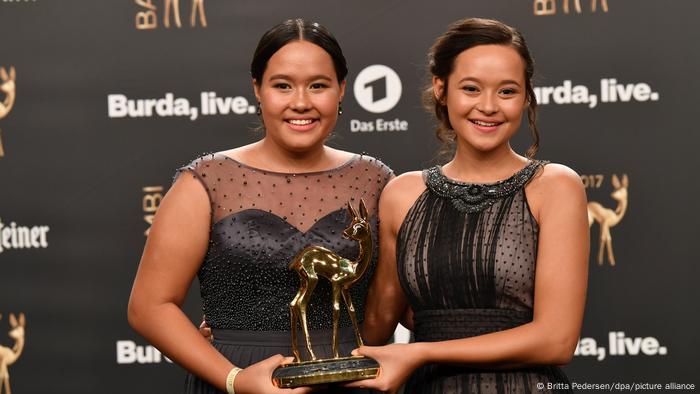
[462,85,479,93]
[273,82,291,90]
[499,87,518,96]
[310,82,329,90]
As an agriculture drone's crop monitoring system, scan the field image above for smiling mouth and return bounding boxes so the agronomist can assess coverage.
[470,119,502,127]
[287,119,315,125]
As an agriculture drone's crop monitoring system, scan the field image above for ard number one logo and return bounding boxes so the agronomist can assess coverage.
[353,65,402,114]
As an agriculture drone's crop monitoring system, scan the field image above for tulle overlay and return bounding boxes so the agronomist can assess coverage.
[397,162,572,393]
[176,153,393,393]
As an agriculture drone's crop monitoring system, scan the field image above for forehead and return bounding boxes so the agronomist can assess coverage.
[264,40,336,78]
[450,44,525,83]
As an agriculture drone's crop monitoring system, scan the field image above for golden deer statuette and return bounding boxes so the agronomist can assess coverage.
[273,199,379,388]
[587,174,629,266]
[0,66,17,158]
[288,199,371,362]
[0,313,26,394]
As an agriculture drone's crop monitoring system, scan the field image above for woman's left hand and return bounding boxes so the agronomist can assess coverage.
[344,343,423,394]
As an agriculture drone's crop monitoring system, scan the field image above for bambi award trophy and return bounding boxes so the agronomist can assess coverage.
[271,199,380,388]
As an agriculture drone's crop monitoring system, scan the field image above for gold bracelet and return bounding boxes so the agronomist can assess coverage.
[225,367,243,394]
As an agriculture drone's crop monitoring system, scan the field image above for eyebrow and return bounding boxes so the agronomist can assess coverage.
[267,74,333,82]
[458,77,522,87]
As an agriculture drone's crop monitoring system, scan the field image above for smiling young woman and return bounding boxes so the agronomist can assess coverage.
[355,18,589,394]
[252,40,345,157]
[127,19,392,394]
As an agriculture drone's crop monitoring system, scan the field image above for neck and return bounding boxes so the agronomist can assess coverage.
[253,138,332,173]
[0,93,15,116]
[445,143,527,183]
[615,199,627,218]
[351,231,373,284]
[8,338,23,361]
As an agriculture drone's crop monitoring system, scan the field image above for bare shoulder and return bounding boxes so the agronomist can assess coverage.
[382,171,426,201]
[380,171,427,232]
[167,170,211,216]
[529,163,583,193]
[526,163,586,221]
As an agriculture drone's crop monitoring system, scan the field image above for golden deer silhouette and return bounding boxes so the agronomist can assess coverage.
[534,0,608,15]
[564,0,609,13]
[0,66,17,158]
[289,200,371,362]
[163,0,182,28]
[587,174,628,266]
[164,0,207,28]
[0,313,26,394]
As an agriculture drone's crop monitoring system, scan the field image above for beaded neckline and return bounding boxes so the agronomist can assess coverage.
[424,160,547,214]
[216,152,361,176]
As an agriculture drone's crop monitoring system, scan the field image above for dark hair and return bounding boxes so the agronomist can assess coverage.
[251,19,348,84]
[424,18,539,158]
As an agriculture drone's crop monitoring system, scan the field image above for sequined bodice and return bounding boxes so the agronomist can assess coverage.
[177,153,393,330]
[398,161,546,316]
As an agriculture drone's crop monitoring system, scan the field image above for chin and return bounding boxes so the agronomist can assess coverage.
[283,139,326,154]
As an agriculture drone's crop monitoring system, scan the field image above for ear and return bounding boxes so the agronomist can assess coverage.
[339,79,346,102]
[9,66,15,80]
[252,79,261,103]
[348,201,359,219]
[612,174,621,189]
[359,198,368,220]
[621,174,629,188]
[0,67,7,81]
[19,313,25,326]
[9,313,17,328]
[432,76,445,104]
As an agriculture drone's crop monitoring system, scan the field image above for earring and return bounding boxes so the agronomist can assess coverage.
[338,103,343,116]
[256,102,262,116]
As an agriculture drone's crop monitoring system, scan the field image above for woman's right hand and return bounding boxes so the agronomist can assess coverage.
[235,354,312,394]
[199,317,213,342]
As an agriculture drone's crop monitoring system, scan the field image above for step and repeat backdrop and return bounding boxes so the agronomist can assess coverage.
[1,0,698,392]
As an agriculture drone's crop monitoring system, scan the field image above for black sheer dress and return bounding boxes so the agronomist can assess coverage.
[397,161,572,394]
[175,152,393,393]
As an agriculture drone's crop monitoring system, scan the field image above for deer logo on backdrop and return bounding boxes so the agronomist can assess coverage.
[587,174,628,266]
[135,0,207,30]
[0,313,26,394]
[534,0,609,15]
[0,66,17,158]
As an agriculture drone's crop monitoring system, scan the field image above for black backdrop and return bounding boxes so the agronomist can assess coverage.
[1,1,698,392]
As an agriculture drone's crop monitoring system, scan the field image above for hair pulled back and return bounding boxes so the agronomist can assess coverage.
[424,18,539,158]
[251,19,348,84]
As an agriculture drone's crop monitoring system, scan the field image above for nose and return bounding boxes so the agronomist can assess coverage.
[476,91,498,115]
[290,89,312,112]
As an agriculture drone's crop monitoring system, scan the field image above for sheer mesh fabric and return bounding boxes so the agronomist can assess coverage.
[175,152,393,331]
[397,161,572,394]
[186,153,383,232]
[398,181,537,312]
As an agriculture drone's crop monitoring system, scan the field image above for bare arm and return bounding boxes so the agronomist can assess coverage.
[128,172,307,394]
[128,172,234,389]
[363,173,425,345]
[350,164,589,392]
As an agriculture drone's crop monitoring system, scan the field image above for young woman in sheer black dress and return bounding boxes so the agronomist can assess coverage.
[128,19,392,394]
[353,18,589,394]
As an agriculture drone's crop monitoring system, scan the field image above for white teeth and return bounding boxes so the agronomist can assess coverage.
[288,119,313,125]
[472,120,498,127]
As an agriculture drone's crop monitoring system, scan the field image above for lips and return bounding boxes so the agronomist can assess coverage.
[469,119,503,132]
[285,118,318,132]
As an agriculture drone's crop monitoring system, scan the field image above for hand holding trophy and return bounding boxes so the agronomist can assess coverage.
[272,199,380,388]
